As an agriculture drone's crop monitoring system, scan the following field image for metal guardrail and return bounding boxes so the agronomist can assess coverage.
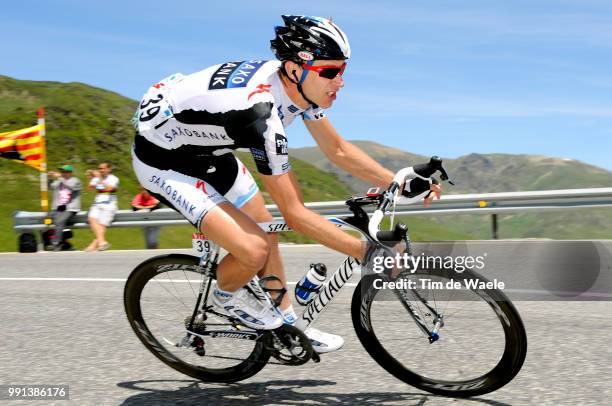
[13,188,612,233]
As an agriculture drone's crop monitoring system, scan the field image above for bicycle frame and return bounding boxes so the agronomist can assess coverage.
[195,216,361,332]
[194,207,442,340]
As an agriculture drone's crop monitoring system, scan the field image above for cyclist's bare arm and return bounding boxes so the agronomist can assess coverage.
[261,170,364,260]
[305,117,395,188]
[306,118,442,206]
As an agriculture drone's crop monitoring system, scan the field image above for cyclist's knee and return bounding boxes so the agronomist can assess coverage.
[239,236,269,272]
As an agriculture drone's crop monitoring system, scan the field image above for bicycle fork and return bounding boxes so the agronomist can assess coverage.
[394,286,444,343]
[395,236,444,343]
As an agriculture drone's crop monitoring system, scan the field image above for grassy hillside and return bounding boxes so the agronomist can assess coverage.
[0,75,467,251]
[0,75,146,251]
[291,141,612,239]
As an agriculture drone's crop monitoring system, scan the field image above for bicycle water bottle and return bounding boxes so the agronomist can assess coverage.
[294,263,327,305]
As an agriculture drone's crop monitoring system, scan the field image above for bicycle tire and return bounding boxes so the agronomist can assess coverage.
[351,268,527,397]
[124,254,271,382]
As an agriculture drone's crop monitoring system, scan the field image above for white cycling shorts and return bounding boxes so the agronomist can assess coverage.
[132,148,259,229]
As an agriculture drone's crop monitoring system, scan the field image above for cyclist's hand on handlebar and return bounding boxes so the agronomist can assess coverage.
[401,177,442,207]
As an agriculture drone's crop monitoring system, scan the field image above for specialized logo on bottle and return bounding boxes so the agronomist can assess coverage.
[209,60,266,90]
[275,134,288,155]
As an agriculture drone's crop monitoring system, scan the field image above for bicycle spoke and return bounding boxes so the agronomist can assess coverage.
[152,277,190,311]
[165,271,191,309]
[182,269,198,299]
[127,258,271,381]
[360,270,519,392]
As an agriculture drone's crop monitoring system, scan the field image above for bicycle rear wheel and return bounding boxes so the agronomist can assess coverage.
[124,254,271,382]
[351,268,527,397]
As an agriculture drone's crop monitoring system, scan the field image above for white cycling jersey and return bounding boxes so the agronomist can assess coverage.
[132,60,326,228]
[133,60,325,176]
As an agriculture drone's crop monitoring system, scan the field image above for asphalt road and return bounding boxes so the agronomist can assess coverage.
[0,245,611,405]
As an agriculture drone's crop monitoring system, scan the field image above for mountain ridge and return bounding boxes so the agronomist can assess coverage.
[291,141,612,194]
[290,141,612,239]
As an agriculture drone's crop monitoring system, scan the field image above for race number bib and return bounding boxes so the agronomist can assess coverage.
[192,233,213,256]
[136,73,184,131]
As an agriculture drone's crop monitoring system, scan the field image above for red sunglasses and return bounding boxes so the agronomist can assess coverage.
[302,62,346,79]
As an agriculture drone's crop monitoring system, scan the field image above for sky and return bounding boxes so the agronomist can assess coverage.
[2,0,611,170]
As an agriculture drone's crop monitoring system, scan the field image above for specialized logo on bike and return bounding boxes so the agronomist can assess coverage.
[209,61,266,90]
[275,134,288,155]
[208,331,255,340]
[299,257,356,326]
[265,222,291,232]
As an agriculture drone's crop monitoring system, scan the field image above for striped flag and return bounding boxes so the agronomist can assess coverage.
[0,124,45,171]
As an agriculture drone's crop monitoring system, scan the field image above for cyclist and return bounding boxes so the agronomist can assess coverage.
[132,15,441,353]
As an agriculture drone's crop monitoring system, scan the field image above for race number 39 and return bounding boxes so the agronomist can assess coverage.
[192,233,212,255]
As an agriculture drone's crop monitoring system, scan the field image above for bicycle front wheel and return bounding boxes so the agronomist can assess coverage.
[124,254,271,382]
[351,268,527,397]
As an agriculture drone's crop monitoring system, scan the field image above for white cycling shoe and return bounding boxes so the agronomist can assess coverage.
[304,326,344,354]
[212,287,283,330]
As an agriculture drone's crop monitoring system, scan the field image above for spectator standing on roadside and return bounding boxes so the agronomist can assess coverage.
[85,162,119,251]
[48,164,81,251]
[131,188,161,249]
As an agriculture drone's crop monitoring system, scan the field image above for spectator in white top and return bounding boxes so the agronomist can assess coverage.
[84,162,119,251]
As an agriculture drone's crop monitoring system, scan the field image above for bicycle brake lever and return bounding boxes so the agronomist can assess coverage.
[438,166,455,185]
[420,156,455,186]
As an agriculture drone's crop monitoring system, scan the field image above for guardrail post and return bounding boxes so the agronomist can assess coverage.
[491,214,499,240]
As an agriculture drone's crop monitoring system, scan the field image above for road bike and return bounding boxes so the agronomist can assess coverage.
[124,157,527,397]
